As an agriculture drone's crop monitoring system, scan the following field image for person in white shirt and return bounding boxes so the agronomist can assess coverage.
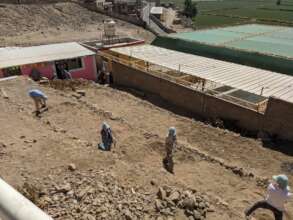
[245,174,292,220]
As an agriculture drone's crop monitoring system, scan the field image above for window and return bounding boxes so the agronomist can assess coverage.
[66,58,83,71]
[3,66,21,77]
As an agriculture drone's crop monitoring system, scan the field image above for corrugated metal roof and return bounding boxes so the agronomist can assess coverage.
[0,42,95,69]
[111,45,293,103]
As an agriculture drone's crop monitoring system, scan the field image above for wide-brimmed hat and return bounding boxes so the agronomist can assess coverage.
[273,174,290,190]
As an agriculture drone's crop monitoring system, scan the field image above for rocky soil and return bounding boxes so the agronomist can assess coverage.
[1,77,293,220]
[20,166,212,220]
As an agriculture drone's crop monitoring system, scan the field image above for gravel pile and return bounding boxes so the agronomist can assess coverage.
[19,167,213,220]
[155,186,211,220]
[20,168,155,219]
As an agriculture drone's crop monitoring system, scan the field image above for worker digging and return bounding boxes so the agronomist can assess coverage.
[98,122,115,151]
[245,174,292,220]
[28,89,48,117]
[163,127,177,174]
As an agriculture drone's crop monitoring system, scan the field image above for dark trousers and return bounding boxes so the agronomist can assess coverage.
[246,200,283,220]
[163,155,174,174]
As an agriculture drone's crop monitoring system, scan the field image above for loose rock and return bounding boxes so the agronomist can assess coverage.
[68,163,77,171]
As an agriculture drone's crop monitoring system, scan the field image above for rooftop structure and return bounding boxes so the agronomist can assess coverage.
[150,7,163,15]
[110,44,293,104]
[81,37,145,52]
[0,42,95,69]
[152,24,293,75]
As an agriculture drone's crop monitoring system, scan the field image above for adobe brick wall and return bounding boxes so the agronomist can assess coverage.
[112,62,262,132]
[204,95,262,132]
[262,97,293,140]
[112,61,293,141]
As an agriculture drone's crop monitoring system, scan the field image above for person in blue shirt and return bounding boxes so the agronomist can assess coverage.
[28,89,48,116]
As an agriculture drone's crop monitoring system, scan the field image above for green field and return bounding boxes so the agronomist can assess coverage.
[160,0,293,29]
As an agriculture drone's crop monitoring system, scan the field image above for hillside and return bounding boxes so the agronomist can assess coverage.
[1,76,293,219]
[0,2,154,46]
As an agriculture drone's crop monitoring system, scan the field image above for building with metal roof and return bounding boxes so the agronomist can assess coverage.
[0,42,97,81]
[152,24,293,76]
[0,42,95,69]
[110,44,293,105]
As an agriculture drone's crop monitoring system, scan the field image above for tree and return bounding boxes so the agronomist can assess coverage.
[184,0,198,18]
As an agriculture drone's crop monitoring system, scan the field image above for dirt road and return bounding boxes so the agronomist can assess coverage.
[1,77,293,219]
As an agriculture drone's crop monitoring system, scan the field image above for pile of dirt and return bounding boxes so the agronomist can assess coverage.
[155,186,211,220]
[21,168,155,220]
[45,79,96,91]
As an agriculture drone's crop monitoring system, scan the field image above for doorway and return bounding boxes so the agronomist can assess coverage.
[55,61,69,80]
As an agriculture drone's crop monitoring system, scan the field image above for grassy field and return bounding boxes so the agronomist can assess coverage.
[193,15,247,29]
[160,0,293,29]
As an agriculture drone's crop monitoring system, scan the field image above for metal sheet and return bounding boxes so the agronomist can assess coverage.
[0,42,95,69]
[111,44,293,103]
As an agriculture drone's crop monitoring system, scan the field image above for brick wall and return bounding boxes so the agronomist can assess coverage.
[112,62,263,132]
[262,97,293,140]
[112,61,293,141]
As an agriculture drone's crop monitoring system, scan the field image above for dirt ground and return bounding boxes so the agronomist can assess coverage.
[0,2,155,47]
[1,2,293,219]
[1,76,293,220]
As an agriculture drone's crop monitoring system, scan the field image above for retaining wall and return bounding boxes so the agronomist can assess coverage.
[263,97,293,140]
[111,61,293,141]
[112,62,262,132]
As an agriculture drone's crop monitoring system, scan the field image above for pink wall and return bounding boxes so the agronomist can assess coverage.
[69,55,97,81]
[0,55,97,81]
[21,62,55,79]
